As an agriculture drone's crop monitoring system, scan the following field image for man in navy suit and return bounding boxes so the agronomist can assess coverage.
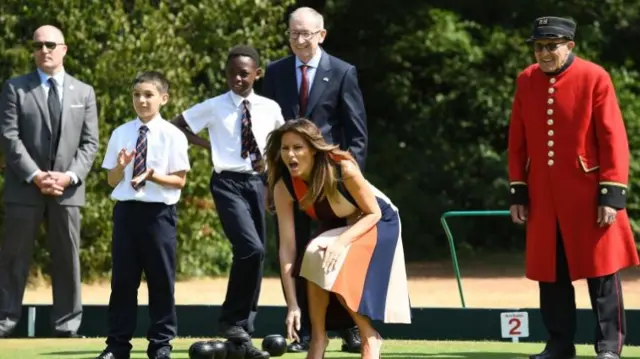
[261,6,367,354]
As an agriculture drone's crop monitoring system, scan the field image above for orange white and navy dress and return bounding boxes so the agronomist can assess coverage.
[281,159,412,330]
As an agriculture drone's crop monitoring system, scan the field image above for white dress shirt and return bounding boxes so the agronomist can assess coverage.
[27,68,78,184]
[295,49,323,93]
[182,90,285,174]
[102,114,191,205]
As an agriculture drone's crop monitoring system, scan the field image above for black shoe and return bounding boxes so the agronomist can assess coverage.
[150,347,171,359]
[95,351,129,359]
[287,335,310,353]
[340,327,361,353]
[244,342,271,359]
[596,352,620,359]
[55,331,86,338]
[221,325,251,342]
[529,347,576,359]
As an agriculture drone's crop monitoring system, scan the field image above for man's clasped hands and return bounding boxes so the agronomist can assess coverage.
[33,171,72,196]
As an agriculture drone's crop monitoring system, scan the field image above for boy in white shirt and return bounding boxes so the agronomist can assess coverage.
[96,71,191,359]
[171,45,284,359]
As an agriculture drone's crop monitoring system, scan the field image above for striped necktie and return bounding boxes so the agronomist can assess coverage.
[240,100,264,172]
[132,125,149,189]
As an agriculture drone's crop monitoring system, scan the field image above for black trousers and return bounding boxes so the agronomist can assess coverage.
[540,226,626,354]
[210,171,266,335]
[106,201,178,357]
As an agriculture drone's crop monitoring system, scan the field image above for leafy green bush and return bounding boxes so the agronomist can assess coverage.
[0,0,294,282]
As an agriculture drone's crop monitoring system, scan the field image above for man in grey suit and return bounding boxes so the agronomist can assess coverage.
[0,25,99,338]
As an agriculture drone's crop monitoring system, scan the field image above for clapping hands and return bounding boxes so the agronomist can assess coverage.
[131,168,154,189]
[117,148,135,168]
[116,148,154,189]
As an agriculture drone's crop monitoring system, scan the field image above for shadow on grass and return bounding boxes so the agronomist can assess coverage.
[378,355,632,359]
[42,350,146,357]
[381,354,526,358]
[41,350,640,359]
[41,351,97,355]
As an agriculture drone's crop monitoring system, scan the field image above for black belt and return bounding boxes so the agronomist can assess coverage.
[213,170,267,184]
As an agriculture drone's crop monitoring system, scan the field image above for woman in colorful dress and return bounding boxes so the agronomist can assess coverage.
[265,118,411,359]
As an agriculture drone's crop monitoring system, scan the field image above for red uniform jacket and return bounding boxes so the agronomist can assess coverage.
[507,55,639,282]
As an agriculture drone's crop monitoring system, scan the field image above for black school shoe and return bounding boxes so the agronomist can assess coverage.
[287,335,310,352]
[94,351,129,359]
[243,341,271,359]
[149,346,171,359]
[221,324,251,342]
[341,327,362,353]
[596,351,620,359]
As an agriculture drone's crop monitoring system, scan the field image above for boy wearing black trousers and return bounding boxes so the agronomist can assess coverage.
[96,71,191,359]
[171,45,284,359]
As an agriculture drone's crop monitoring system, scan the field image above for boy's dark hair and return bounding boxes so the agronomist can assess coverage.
[133,71,170,94]
[226,45,260,67]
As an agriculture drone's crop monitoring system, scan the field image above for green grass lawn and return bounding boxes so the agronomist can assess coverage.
[1,338,640,358]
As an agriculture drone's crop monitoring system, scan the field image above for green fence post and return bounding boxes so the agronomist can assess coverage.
[440,210,511,308]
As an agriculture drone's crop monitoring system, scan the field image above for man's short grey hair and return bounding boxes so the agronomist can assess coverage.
[289,7,324,29]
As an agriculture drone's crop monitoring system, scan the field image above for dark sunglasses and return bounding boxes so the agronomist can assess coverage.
[533,42,567,52]
[31,41,64,51]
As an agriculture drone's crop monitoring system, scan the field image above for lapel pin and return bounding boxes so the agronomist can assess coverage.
[323,77,329,82]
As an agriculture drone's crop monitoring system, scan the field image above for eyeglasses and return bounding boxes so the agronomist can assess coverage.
[533,42,567,52]
[285,30,321,40]
[31,41,65,51]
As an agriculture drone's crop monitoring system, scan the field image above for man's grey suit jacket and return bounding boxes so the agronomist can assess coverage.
[0,71,99,206]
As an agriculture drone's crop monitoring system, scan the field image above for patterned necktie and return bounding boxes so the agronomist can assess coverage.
[47,78,62,160]
[240,100,264,172]
[299,65,309,116]
[132,125,149,190]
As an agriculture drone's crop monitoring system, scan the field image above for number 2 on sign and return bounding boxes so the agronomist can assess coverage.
[509,318,521,335]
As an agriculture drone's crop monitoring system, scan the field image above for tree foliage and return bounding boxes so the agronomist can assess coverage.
[0,0,295,281]
[321,0,640,259]
[1,0,639,282]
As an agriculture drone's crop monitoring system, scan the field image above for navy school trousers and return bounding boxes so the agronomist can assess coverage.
[106,200,178,356]
[210,170,266,335]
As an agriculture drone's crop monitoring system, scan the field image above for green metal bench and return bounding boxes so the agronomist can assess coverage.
[440,210,511,308]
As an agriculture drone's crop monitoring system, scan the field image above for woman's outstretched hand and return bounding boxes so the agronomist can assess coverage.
[285,305,301,341]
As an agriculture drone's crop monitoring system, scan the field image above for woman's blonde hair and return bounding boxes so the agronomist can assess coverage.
[265,118,356,209]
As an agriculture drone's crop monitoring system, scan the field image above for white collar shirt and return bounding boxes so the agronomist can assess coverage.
[182,90,285,174]
[101,114,191,205]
